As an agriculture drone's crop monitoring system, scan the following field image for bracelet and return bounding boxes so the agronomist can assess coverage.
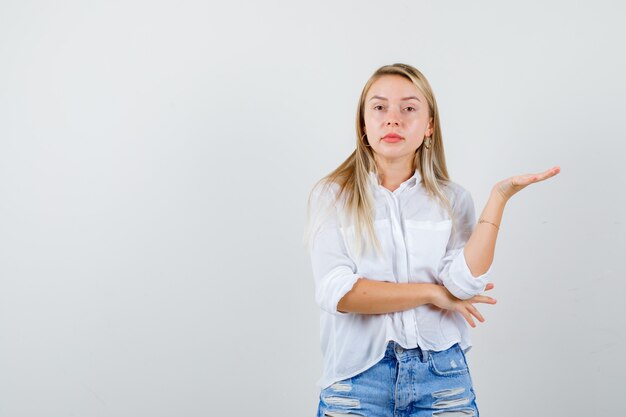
[478,218,500,230]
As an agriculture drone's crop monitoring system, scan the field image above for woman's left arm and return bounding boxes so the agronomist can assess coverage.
[464,166,561,277]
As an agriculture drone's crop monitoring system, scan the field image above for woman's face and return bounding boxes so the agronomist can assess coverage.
[363,75,433,164]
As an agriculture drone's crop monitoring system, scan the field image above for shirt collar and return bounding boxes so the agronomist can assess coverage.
[369,169,422,190]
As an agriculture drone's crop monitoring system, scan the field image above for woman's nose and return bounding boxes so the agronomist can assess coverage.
[385,109,401,126]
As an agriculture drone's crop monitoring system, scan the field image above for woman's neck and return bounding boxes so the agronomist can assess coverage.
[374,158,414,192]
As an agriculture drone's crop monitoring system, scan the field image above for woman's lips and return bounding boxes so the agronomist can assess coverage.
[382,134,403,143]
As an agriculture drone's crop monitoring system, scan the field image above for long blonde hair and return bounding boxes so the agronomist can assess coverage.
[305,63,454,258]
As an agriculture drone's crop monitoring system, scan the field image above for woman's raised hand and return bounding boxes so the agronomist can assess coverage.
[493,166,561,203]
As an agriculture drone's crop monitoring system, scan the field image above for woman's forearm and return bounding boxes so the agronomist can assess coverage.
[464,190,507,277]
[464,166,560,277]
[336,278,496,327]
[337,278,438,314]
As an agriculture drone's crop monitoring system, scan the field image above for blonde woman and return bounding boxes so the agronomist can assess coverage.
[305,63,560,417]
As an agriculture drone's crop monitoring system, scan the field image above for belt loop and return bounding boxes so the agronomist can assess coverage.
[421,347,430,363]
[386,340,396,357]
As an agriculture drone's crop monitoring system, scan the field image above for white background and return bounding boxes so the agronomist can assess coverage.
[1,1,624,416]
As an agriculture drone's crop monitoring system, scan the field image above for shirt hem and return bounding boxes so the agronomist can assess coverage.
[317,338,474,390]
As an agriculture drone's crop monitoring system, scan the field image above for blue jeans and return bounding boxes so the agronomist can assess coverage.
[316,341,479,417]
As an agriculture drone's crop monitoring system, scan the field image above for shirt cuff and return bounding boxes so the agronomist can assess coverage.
[316,270,361,315]
[442,247,491,300]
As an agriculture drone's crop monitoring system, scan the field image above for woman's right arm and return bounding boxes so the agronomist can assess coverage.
[337,279,437,314]
[337,279,496,327]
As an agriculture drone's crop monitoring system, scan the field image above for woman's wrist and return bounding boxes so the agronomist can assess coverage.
[479,188,507,227]
[421,283,442,306]
[489,186,510,206]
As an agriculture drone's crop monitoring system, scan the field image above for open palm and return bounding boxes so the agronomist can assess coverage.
[493,166,561,202]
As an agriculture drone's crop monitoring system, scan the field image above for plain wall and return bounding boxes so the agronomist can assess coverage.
[0,0,624,416]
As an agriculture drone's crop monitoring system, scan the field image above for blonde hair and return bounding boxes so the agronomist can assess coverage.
[304,63,454,258]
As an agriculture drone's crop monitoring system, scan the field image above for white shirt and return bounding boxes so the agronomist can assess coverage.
[308,169,491,389]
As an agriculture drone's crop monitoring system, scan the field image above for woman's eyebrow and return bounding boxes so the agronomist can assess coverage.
[369,95,421,102]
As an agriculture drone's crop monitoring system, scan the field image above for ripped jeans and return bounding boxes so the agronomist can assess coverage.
[316,340,479,417]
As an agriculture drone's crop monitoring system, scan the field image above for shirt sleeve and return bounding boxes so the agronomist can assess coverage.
[308,184,361,315]
[438,186,491,300]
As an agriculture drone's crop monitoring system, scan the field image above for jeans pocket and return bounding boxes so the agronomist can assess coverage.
[428,344,469,377]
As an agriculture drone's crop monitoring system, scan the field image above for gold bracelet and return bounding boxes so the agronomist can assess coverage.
[478,218,500,230]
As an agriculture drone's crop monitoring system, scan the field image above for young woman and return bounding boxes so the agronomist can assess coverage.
[305,63,560,417]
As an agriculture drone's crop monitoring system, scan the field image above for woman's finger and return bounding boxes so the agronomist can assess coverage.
[460,308,476,328]
[467,304,485,323]
[517,166,561,186]
[535,166,561,181]
[471,295,497,304]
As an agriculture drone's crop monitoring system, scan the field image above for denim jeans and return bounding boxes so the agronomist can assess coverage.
[316,340,479,417]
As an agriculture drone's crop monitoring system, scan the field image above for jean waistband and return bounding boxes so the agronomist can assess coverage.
[384,340,430,362]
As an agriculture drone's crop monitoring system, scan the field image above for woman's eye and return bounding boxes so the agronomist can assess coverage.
[405,107,416,112]
[373,105,384,110]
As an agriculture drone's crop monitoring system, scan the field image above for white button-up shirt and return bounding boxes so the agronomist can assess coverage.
[308,169,491,389]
